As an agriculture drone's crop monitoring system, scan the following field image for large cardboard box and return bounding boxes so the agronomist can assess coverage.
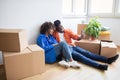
[3,44,45,80]
[0,29,28,52]
[100,41,117,58]
[75,40,100,54]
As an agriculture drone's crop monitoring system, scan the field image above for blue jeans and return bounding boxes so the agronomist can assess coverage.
[72,46,108,68]
[54,41,72,61]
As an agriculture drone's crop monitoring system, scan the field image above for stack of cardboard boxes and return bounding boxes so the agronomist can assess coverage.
[76,24,117,58]
[0,29,45,80]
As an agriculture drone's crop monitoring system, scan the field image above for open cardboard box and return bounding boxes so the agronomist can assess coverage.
[3,44,45,80]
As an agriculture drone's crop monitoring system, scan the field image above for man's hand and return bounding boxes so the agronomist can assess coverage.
[78,30,85,40]
[81,30,85,38]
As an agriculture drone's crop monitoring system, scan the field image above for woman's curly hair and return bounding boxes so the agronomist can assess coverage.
[40,22,54,34]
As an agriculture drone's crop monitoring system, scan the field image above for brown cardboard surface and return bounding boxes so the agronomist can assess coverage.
[100,41,117,58]
[77,24,89,39]
[3,44,45,80]
[75,39,100,54]
[0,29,28,52]
[77,24,87,34]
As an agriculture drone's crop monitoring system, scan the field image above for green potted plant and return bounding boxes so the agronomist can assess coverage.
[84,17,101,40]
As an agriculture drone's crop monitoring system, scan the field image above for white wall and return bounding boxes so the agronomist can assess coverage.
[0,0,120,64]
[0,0,62,44]
[0,0,62,64]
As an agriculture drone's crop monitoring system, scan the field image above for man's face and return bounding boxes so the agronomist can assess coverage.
[56,25,64,33]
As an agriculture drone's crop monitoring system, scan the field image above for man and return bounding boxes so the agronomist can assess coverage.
[53,20,119,71]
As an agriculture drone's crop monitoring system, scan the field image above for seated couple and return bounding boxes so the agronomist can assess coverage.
[37,20,119,71]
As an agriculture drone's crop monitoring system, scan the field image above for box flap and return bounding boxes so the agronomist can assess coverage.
[3,48,31,57]
[0,29,23,33]
[27,44,44,52]
[77,39,100,44]
[101,40,112,42]
[101,42,117,48]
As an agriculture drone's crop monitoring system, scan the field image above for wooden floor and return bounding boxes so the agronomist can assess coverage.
[0,47,120,80]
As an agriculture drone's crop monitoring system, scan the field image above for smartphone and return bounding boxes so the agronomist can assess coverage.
[81,30,84,35]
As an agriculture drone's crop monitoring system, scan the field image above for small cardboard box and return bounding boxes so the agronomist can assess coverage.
[100,41,117,58]
[3,44,45,80]
[75,40,100,54]
[0,29,28,52]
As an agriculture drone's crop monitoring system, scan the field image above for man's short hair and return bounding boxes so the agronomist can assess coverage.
[54,20,61,27]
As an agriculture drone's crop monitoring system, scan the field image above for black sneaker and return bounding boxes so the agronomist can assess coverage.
[98,65,108,71]
[107,54,119,64]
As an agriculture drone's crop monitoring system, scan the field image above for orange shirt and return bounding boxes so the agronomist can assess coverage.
[53,29,80,46]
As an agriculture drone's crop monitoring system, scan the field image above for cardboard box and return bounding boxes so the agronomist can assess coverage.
[75,40,100,54]
[0,29,28,52]
[3,44,45,80]
[100,41,117,58]
[77,24,87,34]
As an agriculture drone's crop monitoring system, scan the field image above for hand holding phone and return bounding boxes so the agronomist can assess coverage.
[81,30,85,39]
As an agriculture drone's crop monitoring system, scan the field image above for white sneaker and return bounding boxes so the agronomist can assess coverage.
[68,61,81,68]
[58,60,70,68]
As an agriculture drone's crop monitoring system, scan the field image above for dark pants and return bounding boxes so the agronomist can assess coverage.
[71,46,108,68]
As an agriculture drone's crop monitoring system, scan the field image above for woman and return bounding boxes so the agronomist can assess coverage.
[37,22,81,68]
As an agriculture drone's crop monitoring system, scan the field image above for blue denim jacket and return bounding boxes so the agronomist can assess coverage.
[37,34,58,63]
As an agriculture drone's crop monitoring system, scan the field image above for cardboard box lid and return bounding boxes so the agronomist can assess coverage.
[3,44,44,57]
[27,44,44,52]
[76,39,100,44]
[3,48,31,57]
[101,42,117,48]
[0,29,24,33]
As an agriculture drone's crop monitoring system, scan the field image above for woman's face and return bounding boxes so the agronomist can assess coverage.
[48,28,54,35]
